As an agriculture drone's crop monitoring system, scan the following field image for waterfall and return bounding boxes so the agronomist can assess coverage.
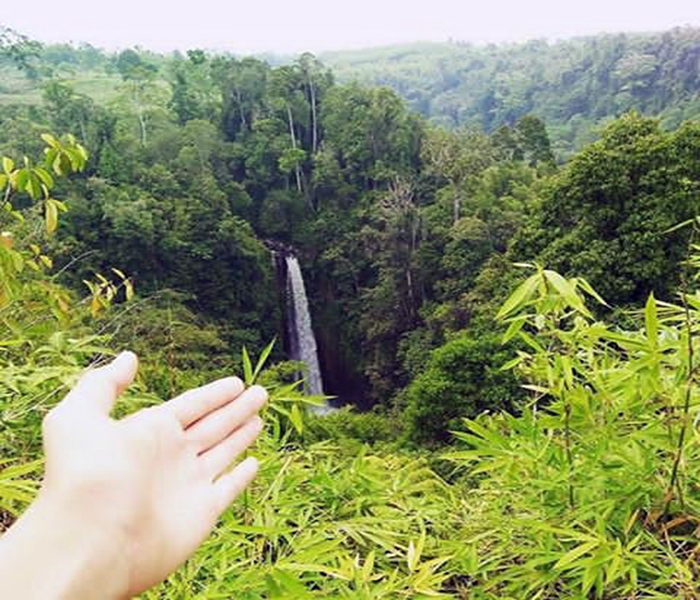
[284,255,326,401]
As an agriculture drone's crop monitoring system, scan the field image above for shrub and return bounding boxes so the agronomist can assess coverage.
[403,332,522,445]
[443,262,700,598]
[305,406,399,446]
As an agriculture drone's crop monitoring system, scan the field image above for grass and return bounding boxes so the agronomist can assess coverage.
[0,66,122,106]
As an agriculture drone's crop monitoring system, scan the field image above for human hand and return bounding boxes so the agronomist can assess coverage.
[0,351,266,599]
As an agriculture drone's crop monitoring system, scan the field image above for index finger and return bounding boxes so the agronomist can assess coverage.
[165,377,245,427]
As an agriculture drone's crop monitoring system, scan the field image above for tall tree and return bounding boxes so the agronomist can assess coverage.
[512,112,700,305]
[269,65,309,195]
[421,127,495,222]
[0,26,41,78]
[297,53,333,155]
[114,55,167,147]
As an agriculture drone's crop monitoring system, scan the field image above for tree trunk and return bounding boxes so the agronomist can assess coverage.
[137,111,147,147]
[234,88,246,130]
[453,189,461,223]
[287,106,303,194]
[309,80,318,154]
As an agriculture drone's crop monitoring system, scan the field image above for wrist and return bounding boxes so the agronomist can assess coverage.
[0,488,131,599]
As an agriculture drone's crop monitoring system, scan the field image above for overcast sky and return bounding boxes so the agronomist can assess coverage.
[3,0,699,54]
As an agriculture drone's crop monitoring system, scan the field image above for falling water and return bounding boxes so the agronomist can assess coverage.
[285,255,325,401]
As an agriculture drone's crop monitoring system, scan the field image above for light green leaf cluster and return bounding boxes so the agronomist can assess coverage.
[442,263,700,598]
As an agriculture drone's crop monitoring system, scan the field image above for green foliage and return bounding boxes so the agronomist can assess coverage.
[3,35,700,598]
[0,26,42,79]
[324,28,700,157]
[305,406,399,447]
[442,263,700,597]
[142,440,460,599]
[513,112,700,306]
[403,332,522,445]
[0,132,86,234]
[0,460,40,517]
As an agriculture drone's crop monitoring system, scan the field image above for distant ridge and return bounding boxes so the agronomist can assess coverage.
[322,27,700,156]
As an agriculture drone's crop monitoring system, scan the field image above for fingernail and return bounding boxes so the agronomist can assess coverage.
[243,456,259,470]
[113,351,127,364]
[251,385,269,404]
[112,351,136,368]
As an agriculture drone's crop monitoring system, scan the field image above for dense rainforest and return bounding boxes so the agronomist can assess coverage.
[2,24,700,598]
[324,27,700,157]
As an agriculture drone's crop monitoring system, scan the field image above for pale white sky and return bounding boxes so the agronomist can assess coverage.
[3,0,699,54]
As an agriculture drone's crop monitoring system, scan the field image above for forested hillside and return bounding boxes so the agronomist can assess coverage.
[323,27,700,156]
[3,23,700,597]
[0,30,558,410]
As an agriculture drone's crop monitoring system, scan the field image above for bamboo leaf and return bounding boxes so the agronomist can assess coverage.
[645,293,658,346]
[502,315,526,343]
[241,346,253,385]
[577,277,609,307]
[663,218,696,234]
[497,274,539,320]
[554,540,599,570]
[252,338,276,382]
[544,270,592,317]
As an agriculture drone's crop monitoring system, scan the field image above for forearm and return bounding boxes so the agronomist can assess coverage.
[0,491,130,600]
[0,355,264,598]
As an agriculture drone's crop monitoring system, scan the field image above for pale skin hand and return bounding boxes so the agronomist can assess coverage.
[0,351,267,599]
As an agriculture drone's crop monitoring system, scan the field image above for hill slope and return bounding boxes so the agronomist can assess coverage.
[322,27,700,156]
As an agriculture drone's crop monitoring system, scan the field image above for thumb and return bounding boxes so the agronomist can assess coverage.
[107,351,139,395]
[67,351,139,415]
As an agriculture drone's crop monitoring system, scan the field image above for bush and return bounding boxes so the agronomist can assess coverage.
[305,406,399,446]
[403,332,522,445]
[442,264,700,598]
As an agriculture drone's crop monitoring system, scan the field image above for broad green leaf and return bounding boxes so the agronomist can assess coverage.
[27,173,42,200]
[45,199,59,234]
[497,274,539,319]
[41,133,59,148]
[15,168,29,192]
[33,167,54,189]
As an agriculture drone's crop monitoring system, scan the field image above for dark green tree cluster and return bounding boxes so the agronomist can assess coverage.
[512,112,700,307]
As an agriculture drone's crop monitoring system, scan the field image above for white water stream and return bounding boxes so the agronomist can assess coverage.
[285,255,326,406]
